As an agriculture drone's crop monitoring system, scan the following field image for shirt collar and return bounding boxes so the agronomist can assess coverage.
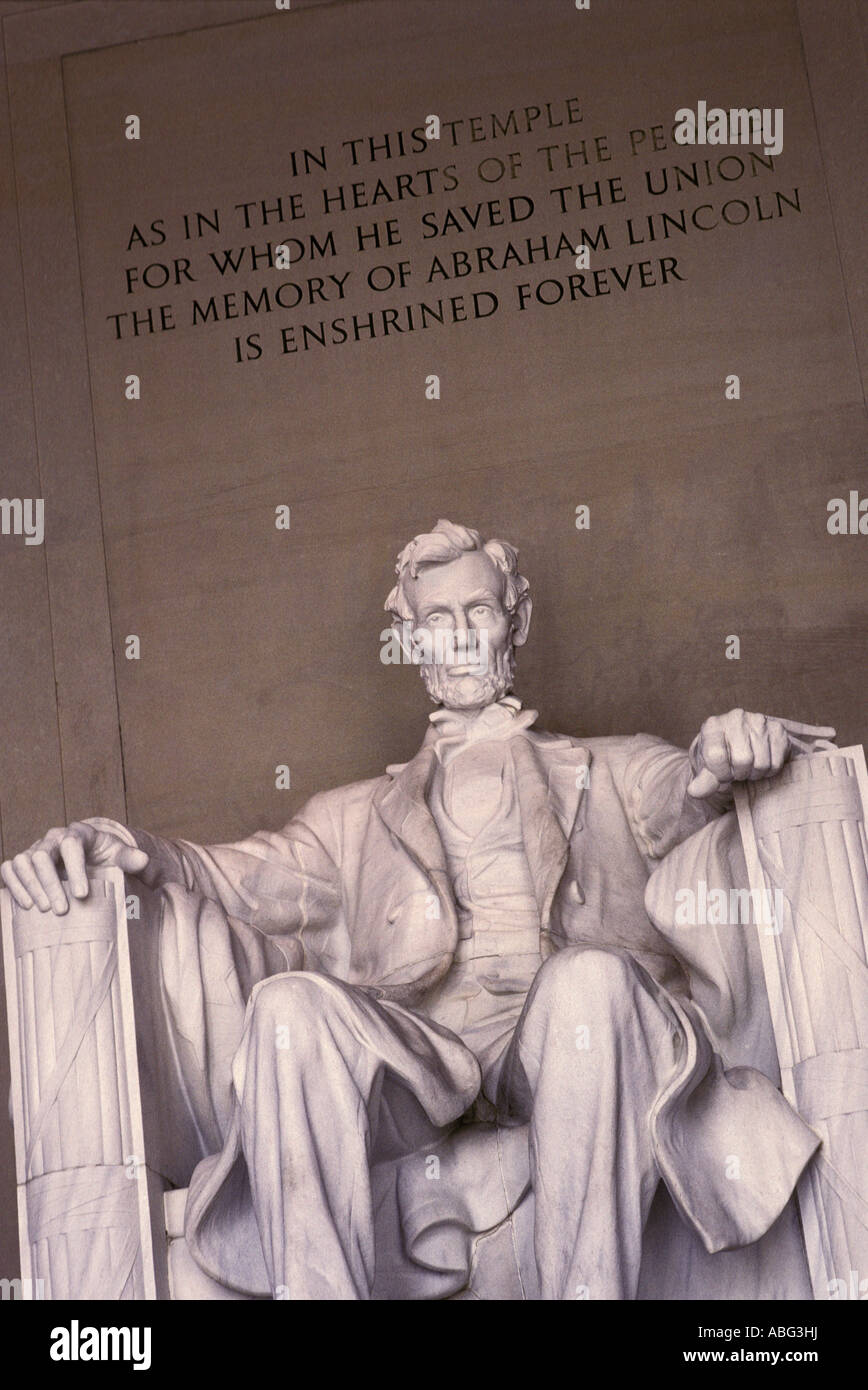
[425,696,539,764]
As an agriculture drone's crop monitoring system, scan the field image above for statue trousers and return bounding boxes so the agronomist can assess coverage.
[231,943,682,1299]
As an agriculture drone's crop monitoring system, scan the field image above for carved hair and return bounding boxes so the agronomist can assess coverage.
[385,518,530,622]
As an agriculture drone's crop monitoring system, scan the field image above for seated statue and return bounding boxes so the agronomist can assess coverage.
[1,519,834,1300]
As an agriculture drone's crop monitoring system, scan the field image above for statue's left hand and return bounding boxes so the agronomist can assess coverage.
[686,710,837,799]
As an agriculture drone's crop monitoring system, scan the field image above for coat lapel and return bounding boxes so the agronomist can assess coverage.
[372,744,459,952]
[374,744,446,878]
[510,734,591,925]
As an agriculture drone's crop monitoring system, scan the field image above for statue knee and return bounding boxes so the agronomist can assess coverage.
[534,946,642,1017]
[248,971,344,1045]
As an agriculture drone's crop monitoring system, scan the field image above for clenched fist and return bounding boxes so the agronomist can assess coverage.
[0,822,149,915]
[686,709,836,799]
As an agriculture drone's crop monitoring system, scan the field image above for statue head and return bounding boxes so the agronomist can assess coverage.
[385,519,532,711]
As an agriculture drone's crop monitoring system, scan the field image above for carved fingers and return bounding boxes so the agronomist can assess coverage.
[1,853,46,912]
[59,831,90,901]
[686,710,837,799]
[1,829,64,912]
[0,820,101,914]
[112,845,151,876]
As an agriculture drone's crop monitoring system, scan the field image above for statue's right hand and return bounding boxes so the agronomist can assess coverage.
[0,822,149,915]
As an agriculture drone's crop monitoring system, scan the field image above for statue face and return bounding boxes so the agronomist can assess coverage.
[404,550,519,710]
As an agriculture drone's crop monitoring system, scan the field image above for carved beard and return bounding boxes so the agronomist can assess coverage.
[420,641,516,710]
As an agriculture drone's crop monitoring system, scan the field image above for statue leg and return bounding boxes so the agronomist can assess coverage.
[232,971,480,1300]
[497,946,681,1301]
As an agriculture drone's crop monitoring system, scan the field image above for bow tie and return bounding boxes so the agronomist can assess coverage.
[427,697,539,765]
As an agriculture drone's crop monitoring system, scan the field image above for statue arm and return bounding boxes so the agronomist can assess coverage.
[620,708,836,863]
[620,734,728,864]
[1,790,344,948]
[82,794,342,937]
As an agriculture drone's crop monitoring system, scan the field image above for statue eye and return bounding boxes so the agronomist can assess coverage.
[472,604,491,617]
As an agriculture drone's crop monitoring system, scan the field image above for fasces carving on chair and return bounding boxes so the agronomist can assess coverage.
[1,869,163,1299]
[735,747,868,1301]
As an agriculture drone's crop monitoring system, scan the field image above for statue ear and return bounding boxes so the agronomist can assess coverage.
[511,594,533,647]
